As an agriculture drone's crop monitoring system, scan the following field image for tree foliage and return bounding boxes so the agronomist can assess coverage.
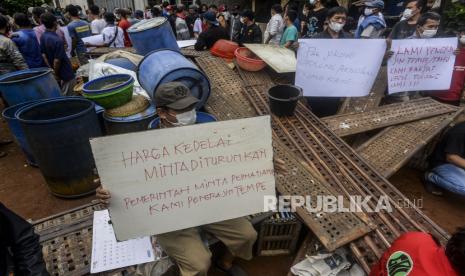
[443,1,465,32]
[0,0,51,15]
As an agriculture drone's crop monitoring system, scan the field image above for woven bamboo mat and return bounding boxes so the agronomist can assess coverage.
[195,56,374,252]
[356,109,464,178]
[337,67,387,114]
[203,59,450,272]
[322,97,459,137]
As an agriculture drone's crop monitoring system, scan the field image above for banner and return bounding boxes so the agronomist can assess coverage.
[91,116,275,241]
[295,39,386,97]
[388,37,457,94]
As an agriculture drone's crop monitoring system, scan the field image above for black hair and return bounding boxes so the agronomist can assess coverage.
[209,4,218,10]
[446,227,465,275]
[32,7,45,18]
[13,13,31,27]
[241,10,254,21]
[0,7,7,15]
[103,12,115,23]
[286,10,298,22]
[90,5,100,16]
[417,11,440,26]
[272,4,283,14]
[404,0,425,12]
[288,3,299,12]
[40,12,57,29]
[0,15,8,30]
[117,8,128,18]
[162,1,169,8]
[151,6,161,17]
[65,4,79,17]
[326,6,348,20]
[176,5,185,13]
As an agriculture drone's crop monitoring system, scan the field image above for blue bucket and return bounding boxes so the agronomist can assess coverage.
[0,67,61,106]
[104,104,157,135]
[128,17,180,55]
[16,97,102,198]
[137,49,211,109]
[148,112,217,129]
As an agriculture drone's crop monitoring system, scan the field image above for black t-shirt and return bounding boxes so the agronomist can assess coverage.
[389,20,417,39]
[238,23,262,45]
[430,122,465,168]
[302,8,328,37]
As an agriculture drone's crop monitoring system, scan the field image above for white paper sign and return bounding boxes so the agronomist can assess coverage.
[177,39,197,48]
[295,39,386,97]
[83,34,104,45]
[91,210,155,273]
[90,116,276,241]
[388,38,457,94]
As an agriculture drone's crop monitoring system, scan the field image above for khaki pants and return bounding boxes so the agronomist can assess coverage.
[157,217,257,276]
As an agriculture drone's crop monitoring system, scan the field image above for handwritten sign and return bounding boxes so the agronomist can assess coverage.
[295,39,386,97]
[90,116,275,241]
[388,38,457,94]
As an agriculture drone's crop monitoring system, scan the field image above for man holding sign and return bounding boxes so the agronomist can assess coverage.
[95,82,282,276]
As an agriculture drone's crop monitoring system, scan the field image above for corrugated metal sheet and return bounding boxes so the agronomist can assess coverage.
[93,0,135,11]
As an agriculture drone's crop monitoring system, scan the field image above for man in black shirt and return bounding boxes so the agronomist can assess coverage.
[237,10,262,45]
[0,202,49,275]
[301,1,328,38]
[388,0,424,39]
[194,11,229,50]
[425,122,465,196]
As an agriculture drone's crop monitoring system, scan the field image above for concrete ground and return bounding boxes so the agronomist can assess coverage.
[1,116,463,275]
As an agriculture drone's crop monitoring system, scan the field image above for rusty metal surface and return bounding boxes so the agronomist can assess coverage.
[357,110,464,178]
[337,67,387,114]
[196,56,374,252]
[322,98,459,137]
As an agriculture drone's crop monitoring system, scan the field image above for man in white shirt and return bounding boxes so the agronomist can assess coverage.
[264,4,284,45]
[89,5,106,34]
[101,12,124,47]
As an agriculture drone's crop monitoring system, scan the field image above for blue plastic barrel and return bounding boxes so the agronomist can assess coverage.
[103,104,157,135]
[148,112,217,129]
[2,101,40,166]
[127,17,180,55]
[137,49,211,109]
[16,97,102,198]
[0,68,61,106]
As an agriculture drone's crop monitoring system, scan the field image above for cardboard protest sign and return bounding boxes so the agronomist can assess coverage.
[388,37,457,94]
[91,116,275,241]
[295,39,386,97]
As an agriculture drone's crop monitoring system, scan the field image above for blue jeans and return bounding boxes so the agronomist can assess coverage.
[428,164,465,196]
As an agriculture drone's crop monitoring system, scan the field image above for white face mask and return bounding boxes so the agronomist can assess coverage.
[329,21,344,32]
[421,29,437,38]
[309,0,316,5]
[169,109,197,126]
[364,8,374,16]
[403,8,413,19]
[240,17,245,24]
[460,35,465,44]
[303,9,309,16]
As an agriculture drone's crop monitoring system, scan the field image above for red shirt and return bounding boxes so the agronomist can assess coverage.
[429,48,465,102]
[118,18,132,47]
[370,232,458,276]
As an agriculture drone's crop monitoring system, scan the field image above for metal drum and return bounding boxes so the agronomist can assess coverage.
[137,49,211,110]
[127,17,180,55]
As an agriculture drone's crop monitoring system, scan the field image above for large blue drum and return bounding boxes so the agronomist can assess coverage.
[0,68,61,106]
[127,17,180,55]
[137,49,210,109]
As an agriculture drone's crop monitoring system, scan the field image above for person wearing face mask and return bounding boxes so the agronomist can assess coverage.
[264,4,284,45]
[230,4,242,41]
[301,0,328,38]
[280,10,299,49]
[96,81,259,276]
[355,0,386,39]
[407,11,440,39]
[389,0,424,39]
[237,10,262,46]
[307,7,350,117]
[426,28,465,106]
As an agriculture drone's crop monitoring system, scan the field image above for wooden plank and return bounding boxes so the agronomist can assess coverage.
[244,43,296,73]
[322,97,460,137]
[356,109,464,178]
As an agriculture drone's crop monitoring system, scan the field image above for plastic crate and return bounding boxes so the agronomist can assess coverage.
[256,212,302,256]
